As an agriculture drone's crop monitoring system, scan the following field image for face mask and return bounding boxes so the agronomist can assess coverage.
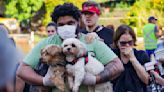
[57,25,77,40]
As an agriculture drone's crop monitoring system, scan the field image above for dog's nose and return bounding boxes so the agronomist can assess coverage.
[67,48,71,51]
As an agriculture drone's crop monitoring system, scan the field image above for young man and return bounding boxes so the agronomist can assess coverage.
[81,1,114,48]
[17,3,124,92]
[143,16,161,57]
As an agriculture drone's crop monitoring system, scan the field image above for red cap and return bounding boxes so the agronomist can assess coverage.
[81,6,100,15]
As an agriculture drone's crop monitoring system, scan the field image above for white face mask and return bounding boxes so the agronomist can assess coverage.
[57,25,77,40]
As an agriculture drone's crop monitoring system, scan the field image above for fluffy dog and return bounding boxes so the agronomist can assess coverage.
[40,44,66,92]
[62,38,109,92]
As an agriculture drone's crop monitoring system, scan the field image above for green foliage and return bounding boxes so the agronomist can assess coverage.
[43,0,86,26]
[121,0,164,37]
[5,0,44,22]
[115,1,130,9]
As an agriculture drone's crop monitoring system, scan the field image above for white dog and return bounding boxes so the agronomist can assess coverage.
[62,38,111,92]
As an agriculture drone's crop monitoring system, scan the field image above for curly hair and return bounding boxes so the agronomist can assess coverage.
[51,3,81,23]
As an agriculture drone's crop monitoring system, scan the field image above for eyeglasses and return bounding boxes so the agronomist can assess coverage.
[47,30,55,33]
[119,40,133,46]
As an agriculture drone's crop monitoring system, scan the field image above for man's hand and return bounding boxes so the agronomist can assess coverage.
[150,71,164,86]
[43,67,54,86]
[82,73,96,86]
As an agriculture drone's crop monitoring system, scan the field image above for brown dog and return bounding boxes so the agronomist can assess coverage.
[40,44,66,92]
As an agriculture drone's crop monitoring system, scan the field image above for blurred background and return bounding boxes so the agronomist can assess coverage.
[0,0,163,54]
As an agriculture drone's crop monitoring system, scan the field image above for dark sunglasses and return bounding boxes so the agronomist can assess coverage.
[47,30,55,33]
[119,40,133,46]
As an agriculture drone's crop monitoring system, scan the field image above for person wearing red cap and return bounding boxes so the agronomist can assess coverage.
[81,1,114,48]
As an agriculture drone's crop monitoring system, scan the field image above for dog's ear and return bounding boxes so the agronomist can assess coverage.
[41,48,46,55]
[46,45,63,56]
[46,45,57,55]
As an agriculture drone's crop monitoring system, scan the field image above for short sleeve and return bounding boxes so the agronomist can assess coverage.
[154,26,159,33]
[137,50,150,65]
[23,39,48,68]
[92,39,117,65]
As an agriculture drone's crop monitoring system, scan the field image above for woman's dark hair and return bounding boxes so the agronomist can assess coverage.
[113,24,137,48]
[51,3,81,23]
[46,22,57,29]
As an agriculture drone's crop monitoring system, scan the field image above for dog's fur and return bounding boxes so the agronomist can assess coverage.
[62,38,107,92]
[40,44,66,92]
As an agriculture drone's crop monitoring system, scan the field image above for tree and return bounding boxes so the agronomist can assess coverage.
[43,0,86,25]
[5,0,44,22]
[4,0,86,32]
[121,0,164,36]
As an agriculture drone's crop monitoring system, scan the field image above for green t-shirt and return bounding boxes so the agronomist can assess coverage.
[23,33,117,92]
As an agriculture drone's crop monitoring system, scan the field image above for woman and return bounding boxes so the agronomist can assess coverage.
[46,22,57,37]
[112,24,150,92]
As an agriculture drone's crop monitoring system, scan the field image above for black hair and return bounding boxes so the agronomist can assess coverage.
[46,22,57,29]
[51,3,81,23]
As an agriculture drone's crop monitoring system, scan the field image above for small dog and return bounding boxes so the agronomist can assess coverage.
[40,44,66,92]
[62,38,108,92]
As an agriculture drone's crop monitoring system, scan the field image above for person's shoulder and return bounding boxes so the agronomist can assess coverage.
[134,49,146,55]
[46,34,61,43]
[143,23,153,27]
[99,26,114,36]
[112,48,120,56]
[134,49,150,64]
[112,48,119,53]
[80,28,88,34]
[34,35,60,47]
[101,26,113,32]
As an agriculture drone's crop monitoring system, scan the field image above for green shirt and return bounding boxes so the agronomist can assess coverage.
[23,33,117,92]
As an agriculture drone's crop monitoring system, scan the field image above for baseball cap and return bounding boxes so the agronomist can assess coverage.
[148,16,157,21]
[81,6,100,15]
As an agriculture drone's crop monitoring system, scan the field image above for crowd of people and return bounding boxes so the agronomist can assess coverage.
[0,1,163,92]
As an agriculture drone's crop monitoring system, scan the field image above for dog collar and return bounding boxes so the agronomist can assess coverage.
[67,52,88,65]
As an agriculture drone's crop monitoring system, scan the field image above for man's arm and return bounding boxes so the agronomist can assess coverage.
[154,26,161,38]
[17,62,43,85]
[151,71,164,86]
[96,57,124,83]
